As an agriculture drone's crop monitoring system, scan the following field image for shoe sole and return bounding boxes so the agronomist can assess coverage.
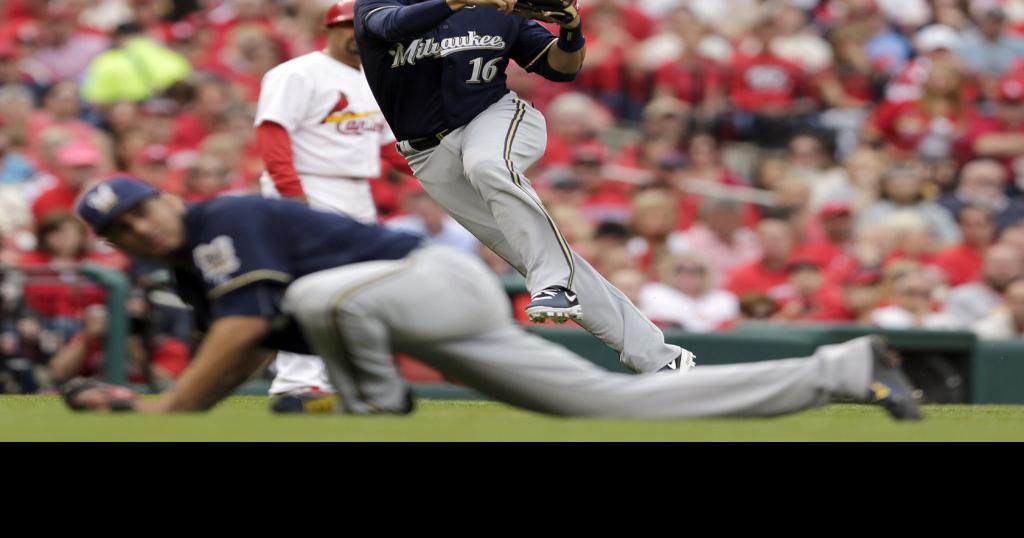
[526,305,584,324]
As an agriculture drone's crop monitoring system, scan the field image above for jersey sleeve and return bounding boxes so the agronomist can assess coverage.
[255,66,314,132]
[357,0,454,43]
[190,206,293,320]
[510,19,558,73]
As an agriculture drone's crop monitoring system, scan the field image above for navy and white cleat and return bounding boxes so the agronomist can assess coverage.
[270,390,339,415]
[526,286,583,324]
[866,336,924,421]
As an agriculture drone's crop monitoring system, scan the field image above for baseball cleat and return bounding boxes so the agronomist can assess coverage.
[658,350,697,373]
[526,286,583,323]
[866,336,924,421]
[270,390,339,415]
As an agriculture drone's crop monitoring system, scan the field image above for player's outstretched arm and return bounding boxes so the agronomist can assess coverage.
[525,11,585,82]
[136,317,275,414]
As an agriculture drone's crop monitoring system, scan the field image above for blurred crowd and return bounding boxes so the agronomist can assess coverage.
[2,0,1024,391]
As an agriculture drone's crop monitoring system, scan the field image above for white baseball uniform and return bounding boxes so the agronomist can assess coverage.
[255,50,393,395]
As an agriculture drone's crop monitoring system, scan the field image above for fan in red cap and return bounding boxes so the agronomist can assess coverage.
[325,0,356,26]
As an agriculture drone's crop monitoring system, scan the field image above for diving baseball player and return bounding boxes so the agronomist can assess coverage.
[61,177,922,422]
[256,0,410,397]
[353,0,691,374]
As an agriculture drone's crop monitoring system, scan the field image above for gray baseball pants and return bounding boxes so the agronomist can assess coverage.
[282,245,875,418]
[397,91,681,373]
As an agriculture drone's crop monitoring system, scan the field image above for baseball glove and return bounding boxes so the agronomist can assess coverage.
[61,378,138,412]
[512,0,579,26]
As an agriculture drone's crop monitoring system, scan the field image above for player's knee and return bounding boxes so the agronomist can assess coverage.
[464,155,510,183]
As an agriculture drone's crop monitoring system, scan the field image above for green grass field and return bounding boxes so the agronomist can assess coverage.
[2,396,1023,441]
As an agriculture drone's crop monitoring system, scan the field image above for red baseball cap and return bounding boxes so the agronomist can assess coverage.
[325,0,356,27]
[998,76,1024,103]
[57,141,101,167]
[819,200,853,219]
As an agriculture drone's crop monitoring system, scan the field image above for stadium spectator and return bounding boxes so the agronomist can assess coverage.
[942,244,1024,328]
[867,59,973,162]
[856,162,961,246]
[628,187,680,274]
[31,140,103,222]
[775,259,828,322]
[931,205,997,286]
[833,267,886,324]
[48,303,189,384]
[974,278,1024,339]
[669,198,761,280]
[727,10,811,148]
[795,200,855,269]
[27,3,109,86]
[786,131,853,210]
[81,22,192,105]
[0,128,34,185]
[725,218,796,300]
[963,75,1024,185]
[870,271,955,329]
[181,155,234,202]
[15,213,120,343]
[939,159,1024,229]
[639,252,738,332]
[956,7,1024,80]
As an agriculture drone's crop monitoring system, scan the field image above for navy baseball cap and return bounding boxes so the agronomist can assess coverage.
[76,177,161,233]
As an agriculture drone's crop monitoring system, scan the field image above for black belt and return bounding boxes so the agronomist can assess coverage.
[406,129,450,152]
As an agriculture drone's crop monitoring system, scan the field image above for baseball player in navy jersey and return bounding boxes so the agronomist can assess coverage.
[61,177,922,422]
[256,0,414,398]
[353,0,692,374]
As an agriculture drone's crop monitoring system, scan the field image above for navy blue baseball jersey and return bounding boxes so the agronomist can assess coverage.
[354,0,559,141]
[172,196,423,353]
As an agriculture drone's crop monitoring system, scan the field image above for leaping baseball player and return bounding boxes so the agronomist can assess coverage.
[353,0,692,373]
[255,0,413,401]
[60,177,922,422]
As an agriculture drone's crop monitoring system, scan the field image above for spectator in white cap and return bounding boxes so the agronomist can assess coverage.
[887,25,963,103]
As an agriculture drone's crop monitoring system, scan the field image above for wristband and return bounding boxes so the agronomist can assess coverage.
[557,24,585,53]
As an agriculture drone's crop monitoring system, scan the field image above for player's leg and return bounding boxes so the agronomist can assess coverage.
[400,137,681,372]
[398,134,530,275]
[286,245,912,419]
[416,330,879,419]
[458,94,576,298]
[262,173,377,400]
[283,258,421,414]
[456,93,683,373]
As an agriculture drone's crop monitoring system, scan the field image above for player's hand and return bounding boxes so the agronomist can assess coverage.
[285,195,309,206]
[60,378,138,413]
